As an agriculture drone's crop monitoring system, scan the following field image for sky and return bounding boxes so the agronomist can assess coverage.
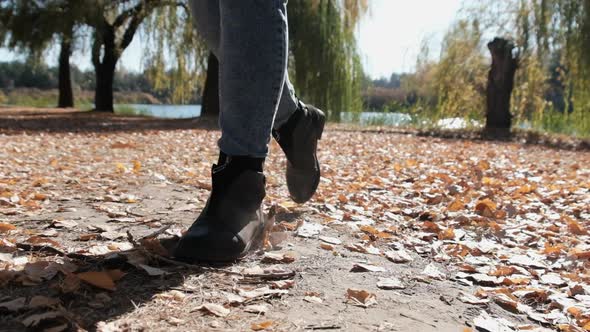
[0,0,463,79]
[357,0,463,78]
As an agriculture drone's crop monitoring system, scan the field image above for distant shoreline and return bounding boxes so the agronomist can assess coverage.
[0,88,171,108]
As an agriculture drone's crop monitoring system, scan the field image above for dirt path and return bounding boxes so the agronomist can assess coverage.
[0,109,589,331]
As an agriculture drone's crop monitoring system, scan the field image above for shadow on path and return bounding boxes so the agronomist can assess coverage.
[0,236,238,331]
[0,107,219,134]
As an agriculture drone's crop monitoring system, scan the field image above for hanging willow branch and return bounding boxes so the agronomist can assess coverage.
[288,0,368,120]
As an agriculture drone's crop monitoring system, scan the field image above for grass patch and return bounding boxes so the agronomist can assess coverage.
[524,109,590,138]
[114,105,152,117]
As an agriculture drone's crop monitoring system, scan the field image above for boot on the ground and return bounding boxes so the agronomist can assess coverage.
[173,153,266,262]
[273,102,325,204]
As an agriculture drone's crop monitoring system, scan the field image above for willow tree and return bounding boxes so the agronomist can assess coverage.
[88,0,193,112]
[443,0,590,134]
[288,0,368,121]
[433,19,488,121]
[0,0,88,107]
[140,2,207,106]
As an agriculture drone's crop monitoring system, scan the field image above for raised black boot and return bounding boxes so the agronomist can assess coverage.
[173,153,266,262]
[273,102,325,203]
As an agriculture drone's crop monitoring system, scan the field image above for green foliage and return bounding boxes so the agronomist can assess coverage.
[114,104,151,117]
[433,20,487,121]
[0,1,90,55]
[288,0,367,120]
[141,2,207,105]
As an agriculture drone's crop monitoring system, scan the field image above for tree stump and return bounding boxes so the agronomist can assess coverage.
[485,37,518,136]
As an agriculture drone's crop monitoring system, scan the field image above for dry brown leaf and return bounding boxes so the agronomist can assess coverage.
[421,263,446,280]
[0,297,26,311]
[493,294,521,314]
[447,198,465,212]
[251,321,273,331]
[60,273,80,293]
[269,280,295,290]
[568,248,590,260]
[261,252,296,264]
[195,303,230,317]
[566,217,587,235]
[438,228,455,240]
[21,311,66,328]
[422,221,442,233]
[376,277,405,290]
[244,304,269,314]
[475,199,496,217]
[384,249,414,263]
[50,219,78,229]
[138,264,168,276]
[28,295,60,308]
[320,243,335,251]
[0,222,17,232]
[346,288,377,308]
[489,266,517,277]
[350,263,386,273]
[78,233,99,241]
[26,236,61,248]
[77,271,116,291]
[139,237,170,257]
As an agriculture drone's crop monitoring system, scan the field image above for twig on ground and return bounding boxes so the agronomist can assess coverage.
[15,243,97,262]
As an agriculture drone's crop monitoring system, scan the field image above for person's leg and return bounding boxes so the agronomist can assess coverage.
[217,0,291,157]
[189,0,297,131]
[175,0,294,261]
[274,76,299,128]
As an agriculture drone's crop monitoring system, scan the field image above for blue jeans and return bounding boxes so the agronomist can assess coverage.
[189,0,299,158]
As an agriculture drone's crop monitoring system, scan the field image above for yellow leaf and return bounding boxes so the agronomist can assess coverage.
[566,218,587,235]
[133,160,142,173]
[489,266,516,277]
[338,194,348,203]
[438,228,455,240]
[251,321,273,331]
[115,163,127,173]
[360,225,379,235]
[447,198,465,212]
[567,307,582,319]
[77,271,116,291]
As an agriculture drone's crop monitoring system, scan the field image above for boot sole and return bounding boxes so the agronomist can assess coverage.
[287,109,325,204]
[174,208,266,262]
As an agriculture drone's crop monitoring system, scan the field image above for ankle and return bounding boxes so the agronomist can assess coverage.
[216,151,265,173]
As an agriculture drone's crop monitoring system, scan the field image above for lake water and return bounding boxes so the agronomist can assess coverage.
[118,104,480,129]
[116,104,202,119]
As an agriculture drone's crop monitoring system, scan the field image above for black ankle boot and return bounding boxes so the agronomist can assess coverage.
[173,153,266,262]
[272,102,325,203]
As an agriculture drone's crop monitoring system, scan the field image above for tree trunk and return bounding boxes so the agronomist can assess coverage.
[92,26,118,113]
[94,60,117,112]
[201,52,220,117]
[57,34,74,108]
[485,37,518,134]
